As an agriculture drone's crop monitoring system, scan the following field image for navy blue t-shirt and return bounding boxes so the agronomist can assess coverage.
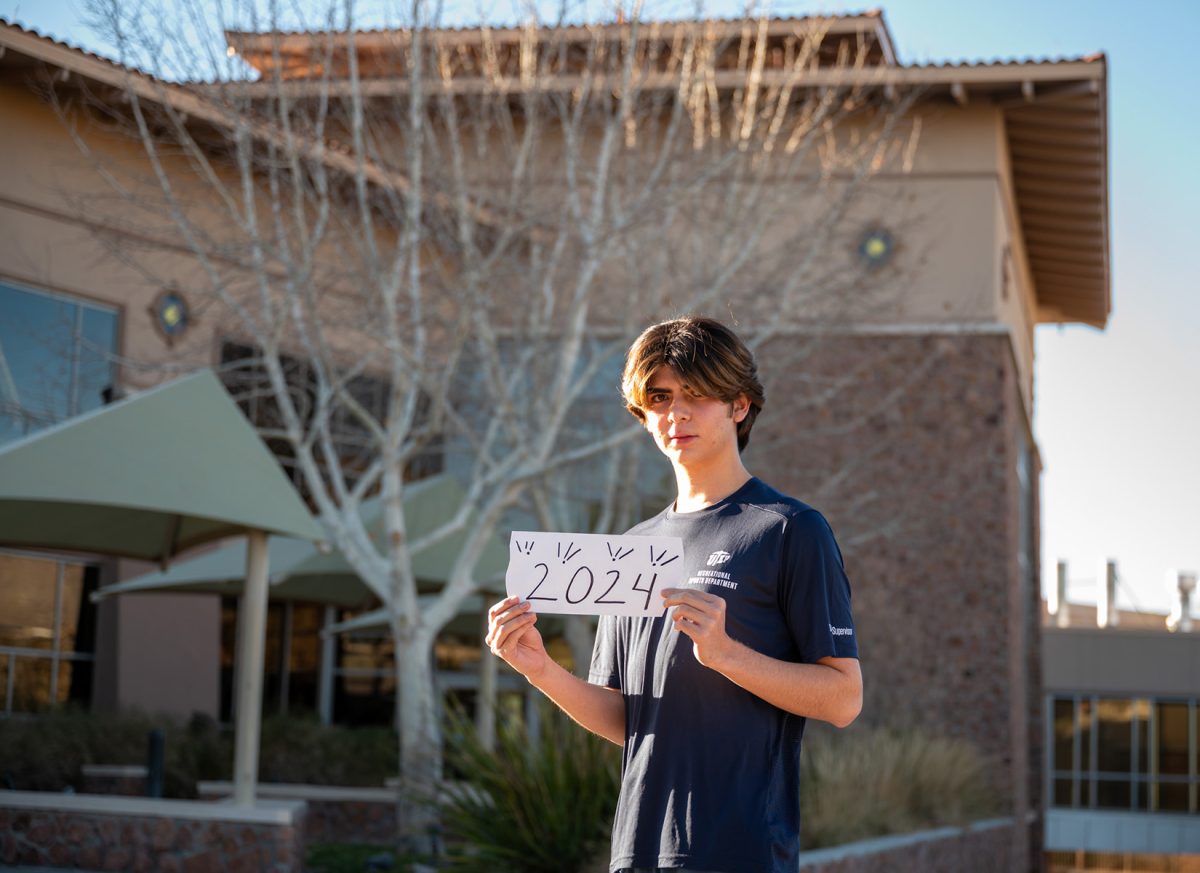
[588,477,858,873]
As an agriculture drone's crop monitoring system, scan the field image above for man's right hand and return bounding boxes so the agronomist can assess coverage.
[486,595,548,680]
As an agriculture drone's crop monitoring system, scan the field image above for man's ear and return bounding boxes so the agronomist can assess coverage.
[731,393,750,423]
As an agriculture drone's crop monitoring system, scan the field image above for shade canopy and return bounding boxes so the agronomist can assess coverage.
[93,473,509,607]
[0,370,323,562]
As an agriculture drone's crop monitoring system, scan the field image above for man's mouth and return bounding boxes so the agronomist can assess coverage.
[668,434,695,444]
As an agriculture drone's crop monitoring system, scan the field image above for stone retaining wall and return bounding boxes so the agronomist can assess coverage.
[0,791,306,872]
[797,817,1019,873]
[198,781,395,845]
[80,764,148,798]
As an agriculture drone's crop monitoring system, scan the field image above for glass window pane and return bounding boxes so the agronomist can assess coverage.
[1097,698,1133,774]
[1158,782,1189,812]
[0,555,58,650]
[1080,699,1093,772]
[0,653,8,714]
[64,659,93,707]
[1096,779,1131,809]
[1136,781,1148,811]
[1158,703,1189,776]
[1054,698,1075,771]
[263,603,285,709]
[286,605,321,713]
[1053,778,1073,807]
[220,598,237,722]
[1134,699,1151,774]
[0,282,75,443]
[12,656,53,713]
[77,306,118,415]
[57,565,85,652]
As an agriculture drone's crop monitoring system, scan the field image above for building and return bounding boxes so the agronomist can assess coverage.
[0,11,1113,870]
[1042,568,1200,871]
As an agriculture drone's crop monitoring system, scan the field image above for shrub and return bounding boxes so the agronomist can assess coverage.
[0,707,396,795]
[0,707,226,798]
[257,713,396,786]
[437,700,621,873]
[799,723,1006,849]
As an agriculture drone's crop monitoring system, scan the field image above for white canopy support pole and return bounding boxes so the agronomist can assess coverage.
[233,529,270,807]
[318,605,336,725]
[476,603,497,751]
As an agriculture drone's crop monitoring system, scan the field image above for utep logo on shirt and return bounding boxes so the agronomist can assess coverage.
[687,550,739,591]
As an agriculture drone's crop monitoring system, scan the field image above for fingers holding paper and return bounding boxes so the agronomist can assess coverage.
[486,595,548,679]
[662,587,736,670]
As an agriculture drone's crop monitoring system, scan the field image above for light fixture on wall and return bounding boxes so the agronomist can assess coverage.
[857,227,895,269]
[150,287,191,346]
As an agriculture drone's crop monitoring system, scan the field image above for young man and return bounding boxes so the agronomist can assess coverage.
[487,317,861,873]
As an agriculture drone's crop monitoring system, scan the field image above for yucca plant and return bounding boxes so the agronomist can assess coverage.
[799,723,1006,849]
[437,700,621,873]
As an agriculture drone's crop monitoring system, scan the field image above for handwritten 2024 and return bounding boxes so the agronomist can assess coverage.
[505,531,688,617]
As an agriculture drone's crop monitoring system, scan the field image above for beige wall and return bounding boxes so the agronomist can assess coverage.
[2,64,1051,724]
[1,83,226,717]
[1043,627,1200,697]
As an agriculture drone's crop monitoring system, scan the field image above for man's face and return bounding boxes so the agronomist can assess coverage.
[641,365,747,469]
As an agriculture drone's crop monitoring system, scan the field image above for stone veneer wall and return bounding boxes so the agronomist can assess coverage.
[749,331,1041,870]
[0,791,305,872]
[80,765,148,797]
[797,817,1020,873]
[198,782,395,845]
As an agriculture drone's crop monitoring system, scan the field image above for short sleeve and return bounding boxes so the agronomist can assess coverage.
[587,614,622,689]
[780,510,858,663]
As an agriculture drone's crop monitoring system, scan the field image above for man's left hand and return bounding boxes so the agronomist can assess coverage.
[661,587,739,670]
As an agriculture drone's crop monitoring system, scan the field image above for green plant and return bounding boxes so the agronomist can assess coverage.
[257,713,397,786]
[0,706,227,798]
[437,700,621,873]
[305,842,403,873]
[799,724,1006,849]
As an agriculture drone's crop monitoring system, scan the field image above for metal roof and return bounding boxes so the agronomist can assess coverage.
[0,15,1110,327]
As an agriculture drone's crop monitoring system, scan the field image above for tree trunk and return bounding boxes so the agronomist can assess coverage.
[393,623,441,858]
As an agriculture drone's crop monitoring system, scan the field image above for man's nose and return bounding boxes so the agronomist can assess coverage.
[668,397,691,421]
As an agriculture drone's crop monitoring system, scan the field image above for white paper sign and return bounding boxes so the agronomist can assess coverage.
[505,531,686,617]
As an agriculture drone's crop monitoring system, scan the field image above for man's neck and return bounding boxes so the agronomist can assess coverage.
[672,457,752,513]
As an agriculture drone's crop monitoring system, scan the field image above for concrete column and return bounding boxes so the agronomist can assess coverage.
[1054,560,1070,628]
[233,530,270,807]
[1097,559,1118,628]
[318,605,336,725]
[1169,571,1195,633]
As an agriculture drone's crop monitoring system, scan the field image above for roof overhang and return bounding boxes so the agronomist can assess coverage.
[224,11,899,80]
[0,17,1110,328]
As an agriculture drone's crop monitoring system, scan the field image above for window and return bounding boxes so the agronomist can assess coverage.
[0,550,99,715]
[218,341,443,503]
[1049,694,1199,814]
[0,281,119,446]
[219,599,322,721]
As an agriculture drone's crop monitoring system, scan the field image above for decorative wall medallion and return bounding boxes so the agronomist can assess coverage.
[150,288,190,345]
[857,228,894,269]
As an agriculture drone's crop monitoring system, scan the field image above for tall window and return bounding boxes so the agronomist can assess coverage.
[0,550,99,715]
[0,281,119,446]
[218,340,443,502]
[1050,694,1199,814]
[219,599,322,721]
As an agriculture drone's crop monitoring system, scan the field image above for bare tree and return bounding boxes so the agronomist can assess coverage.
[59,0,925,846]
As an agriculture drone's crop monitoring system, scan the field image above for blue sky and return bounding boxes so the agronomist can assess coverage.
[4,0,1197,617]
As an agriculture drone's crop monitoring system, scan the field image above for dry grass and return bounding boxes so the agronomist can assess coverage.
[799,723,1007,849]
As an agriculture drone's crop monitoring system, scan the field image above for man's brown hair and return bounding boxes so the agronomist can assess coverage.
[621,316,765,452]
